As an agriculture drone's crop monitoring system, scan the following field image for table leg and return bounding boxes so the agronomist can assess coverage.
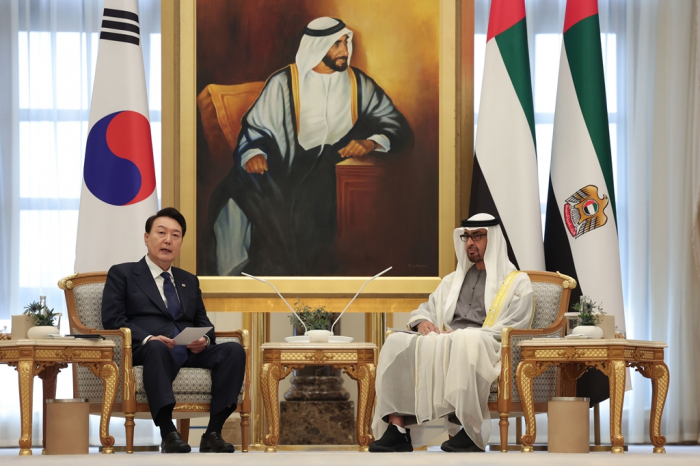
[261,362,295,452]
[17,360,34,456]
[516,361,537,453]
[343,363,376,451]
[635,362,669,453]
[608,360,626,454]
[38,364,62,454]
[83,361,118,454]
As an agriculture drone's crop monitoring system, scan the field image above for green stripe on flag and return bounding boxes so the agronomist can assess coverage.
[495,18,536,145]
[563,15,617,220]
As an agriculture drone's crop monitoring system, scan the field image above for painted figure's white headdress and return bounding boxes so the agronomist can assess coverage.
[295,17,353,82]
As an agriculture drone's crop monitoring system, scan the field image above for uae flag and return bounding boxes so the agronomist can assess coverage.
[75,0,158,272]
[470,0,544,271]
[544,1,626,401]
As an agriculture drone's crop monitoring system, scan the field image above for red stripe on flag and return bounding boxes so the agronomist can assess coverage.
[486,0,526,42]
[563,0,598,33]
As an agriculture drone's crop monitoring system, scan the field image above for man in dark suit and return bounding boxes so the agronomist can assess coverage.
[102,207,245,453]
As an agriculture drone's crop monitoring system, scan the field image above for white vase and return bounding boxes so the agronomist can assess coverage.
[26,325,59,339]
[572,325,604,339]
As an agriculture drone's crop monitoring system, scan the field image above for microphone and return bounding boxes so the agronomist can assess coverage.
[240,273,309,335]
[329,266,392,335]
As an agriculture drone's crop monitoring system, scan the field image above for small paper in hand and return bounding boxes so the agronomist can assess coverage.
[173,327,213,345]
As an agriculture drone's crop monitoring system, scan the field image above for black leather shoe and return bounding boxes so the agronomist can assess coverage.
[160,431,191,453]
[369,423,413,452]
[440,428,484,453]
[200,432,235,453]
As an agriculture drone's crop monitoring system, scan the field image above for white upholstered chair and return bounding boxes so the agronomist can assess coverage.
[487,270,576,452]
[58,272,251,453]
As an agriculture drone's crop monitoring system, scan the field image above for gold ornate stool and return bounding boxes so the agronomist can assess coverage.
[260,342,376,452]
[516,338,668,454]
[0,338,118,455]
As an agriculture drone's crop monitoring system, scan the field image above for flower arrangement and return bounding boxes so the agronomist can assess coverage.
[288,300,332,330]
[24,300,60,327]
[571,296,605,326]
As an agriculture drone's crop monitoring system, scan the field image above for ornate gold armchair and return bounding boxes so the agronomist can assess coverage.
[58,272,252,453]
[488,270,576,452]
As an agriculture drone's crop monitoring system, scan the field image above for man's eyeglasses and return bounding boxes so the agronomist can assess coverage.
[460,232,487,243]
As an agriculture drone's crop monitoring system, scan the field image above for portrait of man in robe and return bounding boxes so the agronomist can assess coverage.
[195,0,439,277]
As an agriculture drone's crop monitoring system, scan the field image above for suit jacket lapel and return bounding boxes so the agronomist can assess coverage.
[172,268,189,317]
[134,258,169,316]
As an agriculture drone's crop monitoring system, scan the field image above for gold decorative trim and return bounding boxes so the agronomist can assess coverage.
[173,404,209,412]
[501,327,513,348]
[280,350,357,364]
[57,272,80,290]
[289,63,300,133]
[0,349,20,360]
[501,352,510,400]
[347,67,358,125]
[555,271,576,289]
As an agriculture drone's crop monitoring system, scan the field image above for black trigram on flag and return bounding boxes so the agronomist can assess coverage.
[100,8,140,46]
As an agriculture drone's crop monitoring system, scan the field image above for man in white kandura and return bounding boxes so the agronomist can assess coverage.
[369,213,534,453]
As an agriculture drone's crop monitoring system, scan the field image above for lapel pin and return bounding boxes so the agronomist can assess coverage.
[181,283,186,287]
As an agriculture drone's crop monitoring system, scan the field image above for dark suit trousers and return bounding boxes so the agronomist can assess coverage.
[133,340,246,424]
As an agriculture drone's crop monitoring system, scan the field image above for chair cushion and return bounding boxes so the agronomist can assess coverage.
[133,365,245,405]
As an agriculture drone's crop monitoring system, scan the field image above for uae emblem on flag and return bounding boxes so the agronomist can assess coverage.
[470,0,544,271]
[75,0,158,273]
[563,185,609,238]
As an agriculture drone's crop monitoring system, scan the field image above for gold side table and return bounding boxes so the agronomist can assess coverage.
[260,342,377,452]
[0,338,119,455]
[516,338,669,454]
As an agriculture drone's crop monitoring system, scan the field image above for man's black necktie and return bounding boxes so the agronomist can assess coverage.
[161,272,188,366]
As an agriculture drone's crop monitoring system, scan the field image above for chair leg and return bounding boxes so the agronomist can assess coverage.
[240,412,250,452]
[499,413,509,452]
[178,419,191,443]
[125,414,135,454]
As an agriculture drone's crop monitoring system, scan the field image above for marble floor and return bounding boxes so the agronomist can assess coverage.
[0,445,698,466]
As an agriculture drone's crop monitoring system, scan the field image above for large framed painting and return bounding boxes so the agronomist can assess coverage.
[162,0,472,300]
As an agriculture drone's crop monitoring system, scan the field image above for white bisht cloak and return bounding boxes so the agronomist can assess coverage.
[372,215,534,450]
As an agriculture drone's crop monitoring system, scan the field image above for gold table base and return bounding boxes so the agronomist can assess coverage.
[0,339,118,456]
[515,339,669,454]
[259,342,377,452]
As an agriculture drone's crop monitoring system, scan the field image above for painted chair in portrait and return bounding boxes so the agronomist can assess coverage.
[58,272,251,453]
[487,270,576,451]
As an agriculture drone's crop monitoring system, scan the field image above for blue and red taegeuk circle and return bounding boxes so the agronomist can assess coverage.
[84,111,156,206]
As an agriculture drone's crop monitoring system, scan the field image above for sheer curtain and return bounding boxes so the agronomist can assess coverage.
[0,0,161,447]
[623,0,700,444]
[476,0,700,444]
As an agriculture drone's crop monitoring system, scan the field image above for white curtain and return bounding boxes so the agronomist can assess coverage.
[623,0,700,444]
[0,0,161,447]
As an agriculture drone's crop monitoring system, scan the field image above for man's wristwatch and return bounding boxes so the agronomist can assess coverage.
[203,335,211,347]
[371,139,378,150]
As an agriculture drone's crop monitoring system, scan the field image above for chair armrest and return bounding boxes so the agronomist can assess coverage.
[215,329,250,350]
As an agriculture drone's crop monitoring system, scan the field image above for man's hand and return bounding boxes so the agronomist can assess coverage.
[417,321,440,335]
[187,337,208,354]
[338,139,378,158]
[148,335,176,349]
[245,153,268,174]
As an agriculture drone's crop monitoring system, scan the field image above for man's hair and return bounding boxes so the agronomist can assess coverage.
[145,207,187,237]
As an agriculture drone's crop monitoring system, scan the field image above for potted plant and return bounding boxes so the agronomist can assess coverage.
[24,298,61,339]
[288,300,332,331]
[571,296,605,339]
[288,300,334,342]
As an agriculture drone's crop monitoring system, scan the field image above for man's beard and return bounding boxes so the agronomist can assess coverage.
[322,54,348,72]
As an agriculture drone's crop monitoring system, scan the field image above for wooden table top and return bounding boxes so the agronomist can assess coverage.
[0,338,115,348]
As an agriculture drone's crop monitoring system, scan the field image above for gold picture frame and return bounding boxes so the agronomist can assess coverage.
[161,0,473,303]
[161,0,473,448]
